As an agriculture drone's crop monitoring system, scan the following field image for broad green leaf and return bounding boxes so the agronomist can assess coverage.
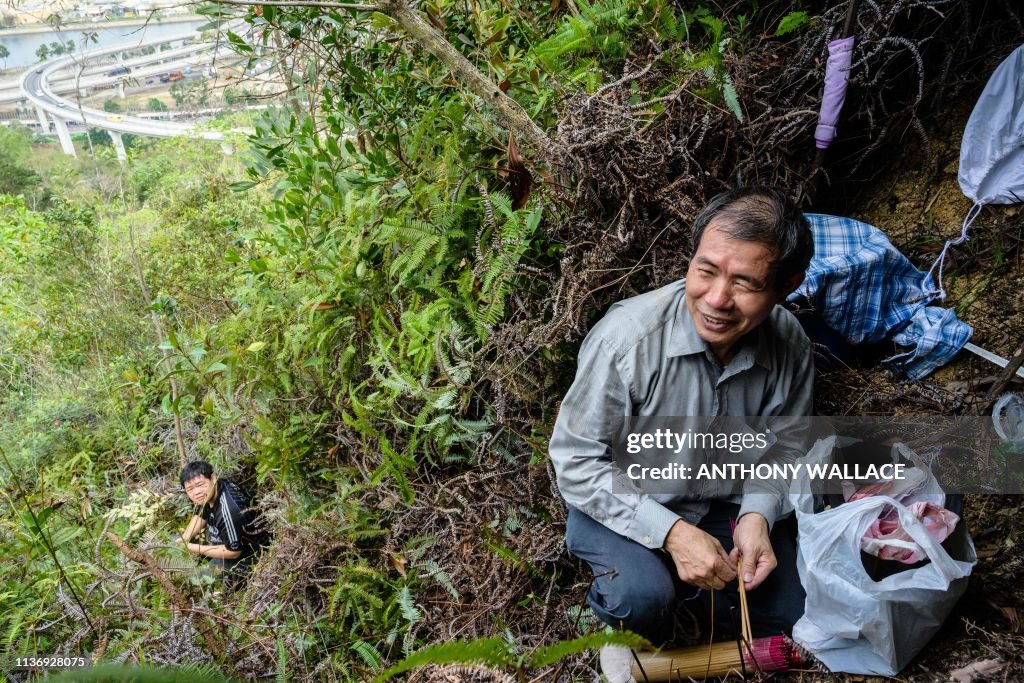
[205,361,228,375]
[775,11,810,36]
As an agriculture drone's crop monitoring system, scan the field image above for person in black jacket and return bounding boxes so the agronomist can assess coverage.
[179,461,270,585]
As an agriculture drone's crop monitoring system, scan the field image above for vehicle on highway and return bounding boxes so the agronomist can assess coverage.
[56,101,68,108]
[36,67,44,74]
[106,67,129,77]
[34,88,44,97]
[106,114,124,122]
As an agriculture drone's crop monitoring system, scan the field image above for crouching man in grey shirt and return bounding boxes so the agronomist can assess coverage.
[549,188,814,677]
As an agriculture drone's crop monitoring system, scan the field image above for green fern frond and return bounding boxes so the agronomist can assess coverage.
[155,557,201,573]
[529,631,649,669]
[501,507,522,534]
[565,605,599,632]
[429,388,458,411]
[697,13,725,43]
[419,560,460,600]
[721,74,743,122]
[401,622,418,655]
[373,638,517,683]
[452,417,492,434]
[4,611,25,652]
[351,640,383,670]
[397,586,421,624]
[701,65,744,122]
[276,639,289,683]
[534,1,633,68]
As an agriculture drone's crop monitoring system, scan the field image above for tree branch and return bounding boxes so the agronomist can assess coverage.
[106,532,228,660]
[382,0,557,153]
[211,0,553,153]
[125,221,188,468]
[382,0,553,154]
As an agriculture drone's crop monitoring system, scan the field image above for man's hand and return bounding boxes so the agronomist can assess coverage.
[729,513,776,590]
[664,519,736,590]
[180,515,205,545]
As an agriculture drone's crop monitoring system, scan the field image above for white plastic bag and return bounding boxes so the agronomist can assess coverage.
[790,437,976,675]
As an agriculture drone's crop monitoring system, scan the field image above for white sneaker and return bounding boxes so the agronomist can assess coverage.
[599,644,637,683]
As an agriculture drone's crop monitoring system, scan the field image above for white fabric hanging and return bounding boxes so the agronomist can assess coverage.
[927,43,1024,298]
[959,43,1024,206]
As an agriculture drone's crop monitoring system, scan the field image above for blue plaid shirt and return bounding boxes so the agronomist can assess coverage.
[787,214,973,380]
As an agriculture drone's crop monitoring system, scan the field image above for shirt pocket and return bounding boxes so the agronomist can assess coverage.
[699,418,777,500]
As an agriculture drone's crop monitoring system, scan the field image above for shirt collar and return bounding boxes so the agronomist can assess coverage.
[200,481,220,514]
[668,283,774,371]
[667,289,707,357]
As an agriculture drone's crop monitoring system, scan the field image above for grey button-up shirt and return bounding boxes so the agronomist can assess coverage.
[550,279,813,550]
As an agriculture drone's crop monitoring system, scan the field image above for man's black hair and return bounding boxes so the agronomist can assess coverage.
[690,187,813,291]
[180,460,214,488]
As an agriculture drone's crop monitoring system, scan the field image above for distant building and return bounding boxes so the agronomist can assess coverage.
[14,0,73,24]
[127,0,191,15]
[82,7,106,20]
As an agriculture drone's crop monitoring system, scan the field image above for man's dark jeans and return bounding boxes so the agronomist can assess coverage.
[566,502,805,647]
[208,554,257,590]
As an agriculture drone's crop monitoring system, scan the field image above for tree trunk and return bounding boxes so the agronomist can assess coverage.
[381,0,553,155]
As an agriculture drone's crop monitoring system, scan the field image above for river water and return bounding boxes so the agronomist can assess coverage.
[0,19,206,70]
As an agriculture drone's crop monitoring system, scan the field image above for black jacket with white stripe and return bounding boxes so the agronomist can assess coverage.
[201,479,271,557]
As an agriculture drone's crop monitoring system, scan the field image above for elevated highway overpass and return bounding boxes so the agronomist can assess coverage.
[0,39,228,104]
[18,26,252,161]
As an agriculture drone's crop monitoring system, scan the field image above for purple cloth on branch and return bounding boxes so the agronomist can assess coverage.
[815,36,855,150]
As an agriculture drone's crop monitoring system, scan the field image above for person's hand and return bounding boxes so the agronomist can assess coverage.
[664,519,736,590]
[729,513,776,590]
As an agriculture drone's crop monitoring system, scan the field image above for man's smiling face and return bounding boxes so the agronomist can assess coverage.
[183,474,217,506]
[685,223,786,365]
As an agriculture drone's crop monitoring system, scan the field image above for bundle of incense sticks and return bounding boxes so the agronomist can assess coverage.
[629,635,801,681]
[737,558,752,647]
